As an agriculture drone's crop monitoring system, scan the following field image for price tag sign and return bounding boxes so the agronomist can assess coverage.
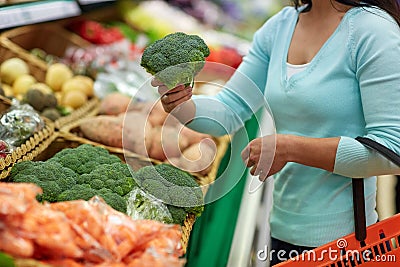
[0,0,81,29]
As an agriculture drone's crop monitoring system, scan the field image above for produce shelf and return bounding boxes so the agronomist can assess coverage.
[29,132,199,254]
[0,23,91,81]
[0,117,56,180]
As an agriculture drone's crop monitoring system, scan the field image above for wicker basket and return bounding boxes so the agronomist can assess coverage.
[0,96,57,179]
[0,23,90,81]
[30,132,198,253]
[54,97,100,130]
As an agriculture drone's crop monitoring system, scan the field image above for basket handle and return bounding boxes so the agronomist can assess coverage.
[353,137,400,243]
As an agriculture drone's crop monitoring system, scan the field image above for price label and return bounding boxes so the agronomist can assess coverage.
[0,0,81,29]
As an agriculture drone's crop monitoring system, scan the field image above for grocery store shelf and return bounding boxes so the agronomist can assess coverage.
[0,0,81,30]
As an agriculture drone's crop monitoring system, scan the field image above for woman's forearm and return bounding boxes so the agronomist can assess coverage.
[285,135,340,172]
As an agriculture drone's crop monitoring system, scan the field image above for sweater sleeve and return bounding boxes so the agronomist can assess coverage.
[334,8,400,177]
[186,9,285,136]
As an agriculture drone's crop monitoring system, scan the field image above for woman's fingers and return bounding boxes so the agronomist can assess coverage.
[162,93,193,113]
[161,87,192,104]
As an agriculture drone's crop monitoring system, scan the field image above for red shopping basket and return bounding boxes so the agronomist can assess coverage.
[276,137,400,267]
[275,213,400,267]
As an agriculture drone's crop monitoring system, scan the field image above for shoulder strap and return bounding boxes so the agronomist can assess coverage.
[352,137,400,243]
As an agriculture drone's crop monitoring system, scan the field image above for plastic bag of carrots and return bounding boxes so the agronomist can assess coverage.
[0,182,185,267]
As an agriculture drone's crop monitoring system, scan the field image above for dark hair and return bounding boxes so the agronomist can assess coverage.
[291,0,400,26]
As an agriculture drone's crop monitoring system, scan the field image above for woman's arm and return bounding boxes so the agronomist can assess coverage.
[242,134,340,180]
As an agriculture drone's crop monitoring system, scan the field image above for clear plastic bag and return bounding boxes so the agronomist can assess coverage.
[125,187,173,224]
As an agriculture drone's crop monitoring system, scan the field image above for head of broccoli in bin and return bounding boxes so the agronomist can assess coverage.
[132,163,204,224]
[140,32,210,89]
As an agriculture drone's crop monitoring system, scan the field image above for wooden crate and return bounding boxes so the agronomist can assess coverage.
[0,96,57,179]
[0,23,91,81]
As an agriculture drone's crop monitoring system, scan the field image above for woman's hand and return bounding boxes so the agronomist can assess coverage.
[241,134,289,181]
[151,79,193,113]
[241,134,339,181]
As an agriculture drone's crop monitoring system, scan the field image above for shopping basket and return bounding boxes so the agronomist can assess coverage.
[276,137,400,267]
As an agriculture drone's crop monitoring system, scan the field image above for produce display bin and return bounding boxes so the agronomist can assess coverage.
[0,23,100,130]
[0,23,91,81]
[0,95,56,179]
[53,97,100,130]
[59,114,231,193]
[29,131,201,254]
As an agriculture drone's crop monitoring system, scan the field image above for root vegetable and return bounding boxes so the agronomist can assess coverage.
[0,57,29,85]
[148,126,188,161]
[79,116,124,147]
[99,92,132,115]
[180,126,212,146]
[72,75,94,97]
[179,139,217,175]
[13,74,36,95]
[122,111,153,155]
[63,90,87,109]
[45,63,73,91]
[30,82,53,94]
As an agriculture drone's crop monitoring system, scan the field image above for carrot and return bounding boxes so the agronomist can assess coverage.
[0,229,34,258]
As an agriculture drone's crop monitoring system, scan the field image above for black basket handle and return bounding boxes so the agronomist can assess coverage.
[353,137,400,243]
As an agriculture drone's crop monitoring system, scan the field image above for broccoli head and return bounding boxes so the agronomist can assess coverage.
[140,32,210,89]
[167,205,188,225]
[154,163,198,187]
[133,164,204,219]
[10,161,77,202]
[84,162,137,196]
[48,144,121,174]
[97,189,127,213]
[57,184,97,202]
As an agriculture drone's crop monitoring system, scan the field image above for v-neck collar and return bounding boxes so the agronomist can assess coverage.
[282,5,355,86]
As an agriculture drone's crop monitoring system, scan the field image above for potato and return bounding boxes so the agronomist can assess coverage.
[99,92,132,115]
[179,139,217,175]
[147,126,188,160]
[79,116,123,147]
[122,111,154,156]
[13,74,36,95]
[147,100,168,126]
[180,127,212,146]
[72,75,94,97]
[45,63,73,91]
[30,83,53,94]
[62,90,87,109]
[1,83,13,97]
[0,58,29,85]
[62,76,93,97]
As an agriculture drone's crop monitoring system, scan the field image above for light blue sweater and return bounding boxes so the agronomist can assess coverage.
[188,6,400,246]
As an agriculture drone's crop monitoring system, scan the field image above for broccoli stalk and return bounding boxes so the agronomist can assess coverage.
[140,32,210,89]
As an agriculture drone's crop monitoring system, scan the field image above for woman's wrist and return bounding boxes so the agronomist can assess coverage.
[280,134,339,172]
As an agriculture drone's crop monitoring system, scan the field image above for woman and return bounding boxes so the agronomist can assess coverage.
[153,0,400,265]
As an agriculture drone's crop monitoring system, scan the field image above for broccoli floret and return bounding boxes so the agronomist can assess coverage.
[38,181,62,203]
[49,144,121,174]
[154,164,198,187]
[89,179,105,190]
[98,190,127,213]
[10,161,77,200]
[141,179,171,203]
[168,185,204,216]
[10,161,35,177]
[167,205,188,225]
[133,164,204,218]
[140,32,210,89]
[86,162,137,195]
[57,184,97,202]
